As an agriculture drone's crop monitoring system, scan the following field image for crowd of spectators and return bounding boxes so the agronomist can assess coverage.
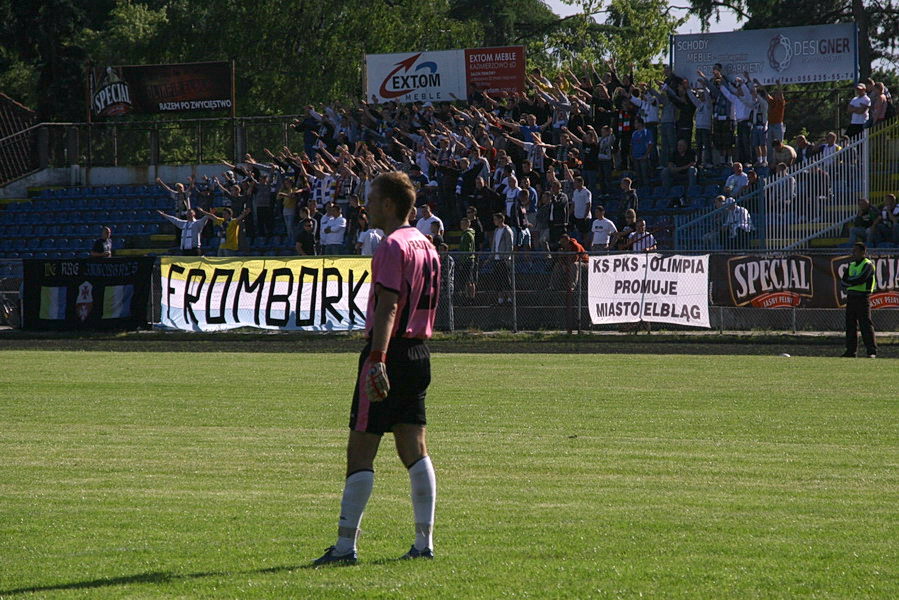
[145,60,894,258]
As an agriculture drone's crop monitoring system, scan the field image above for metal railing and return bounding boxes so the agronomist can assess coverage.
[673,187,765,251]
[675,118,899,251]
[0,115,317,175]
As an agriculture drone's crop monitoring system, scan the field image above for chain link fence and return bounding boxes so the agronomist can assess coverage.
[433,250,899,334]
[3,251,899,333]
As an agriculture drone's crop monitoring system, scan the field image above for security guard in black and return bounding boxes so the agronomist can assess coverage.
[840,242,877,357]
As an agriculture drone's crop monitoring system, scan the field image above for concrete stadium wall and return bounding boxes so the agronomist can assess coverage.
[1,164,226,199]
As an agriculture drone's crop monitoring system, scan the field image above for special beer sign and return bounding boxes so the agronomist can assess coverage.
[711,254,899,309]
[90,61,233,118]
[725,255,813,308]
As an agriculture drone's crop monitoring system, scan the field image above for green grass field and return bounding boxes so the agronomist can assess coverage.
[1,350,896,599]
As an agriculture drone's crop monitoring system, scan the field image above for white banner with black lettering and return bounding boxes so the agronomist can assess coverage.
[671,23,857,86]
[589,254,710,328]
[159,257,371,331]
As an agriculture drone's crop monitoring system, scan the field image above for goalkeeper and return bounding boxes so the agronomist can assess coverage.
[314,172,440,565]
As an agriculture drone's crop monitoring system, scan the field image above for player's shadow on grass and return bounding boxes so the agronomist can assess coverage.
[0,559,408,595]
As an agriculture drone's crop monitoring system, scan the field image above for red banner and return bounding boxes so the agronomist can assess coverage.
[464,46,526,97]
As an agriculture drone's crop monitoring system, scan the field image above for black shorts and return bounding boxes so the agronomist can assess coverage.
[713,119,735,148]
[460,257,478,284]
[349,338,431,435]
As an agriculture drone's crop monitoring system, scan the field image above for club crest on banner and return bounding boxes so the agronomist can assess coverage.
[76,281,94,322]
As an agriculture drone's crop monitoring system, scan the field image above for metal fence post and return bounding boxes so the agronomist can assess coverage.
[577,262,583,334]
[445,255,454,332]
[511,251,518,333]
[150,258,157,326]
[718,305,724,334]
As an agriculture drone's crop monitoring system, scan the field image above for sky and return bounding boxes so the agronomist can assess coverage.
[543,0,743,36]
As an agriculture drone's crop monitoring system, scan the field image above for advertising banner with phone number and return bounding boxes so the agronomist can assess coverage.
[671,23,857,86]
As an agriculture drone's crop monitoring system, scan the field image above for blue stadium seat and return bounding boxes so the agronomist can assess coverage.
[689,195,708,209]
[638,197,658,213]
[704,183,721,197]
[666,185,685,199]
[113,238,126,250]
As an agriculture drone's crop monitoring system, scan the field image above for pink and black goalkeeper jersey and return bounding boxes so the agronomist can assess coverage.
[366,226,440,340]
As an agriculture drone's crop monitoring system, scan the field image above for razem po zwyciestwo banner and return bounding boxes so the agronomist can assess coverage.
[671,23,857,86]
[366,50,467,104]
[90,61,232,118]
[589,254,710,328]
[159,257,372,332]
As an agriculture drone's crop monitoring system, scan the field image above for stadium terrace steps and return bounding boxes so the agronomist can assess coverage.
[810,237,846,248]
[788,222,837,235]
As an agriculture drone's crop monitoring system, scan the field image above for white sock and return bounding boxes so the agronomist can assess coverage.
[408,456,436,551]
[334,469,374,554]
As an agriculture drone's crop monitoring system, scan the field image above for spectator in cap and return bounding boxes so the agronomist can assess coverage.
[721,198,753,249]
[846,83,871,138]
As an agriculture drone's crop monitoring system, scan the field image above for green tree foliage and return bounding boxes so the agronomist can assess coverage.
[544,0,683,78]
[449,0,558,47]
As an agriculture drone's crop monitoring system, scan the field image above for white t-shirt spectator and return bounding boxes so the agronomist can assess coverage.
[590,217,618,247]
[416,215,444,237]
[320,214,346,245]
[629,231,657,252]
[571,187,592,220]
[725,173,749,197]
[357,228,383,256]
[850,94,871,125]
[504,186,521,217]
